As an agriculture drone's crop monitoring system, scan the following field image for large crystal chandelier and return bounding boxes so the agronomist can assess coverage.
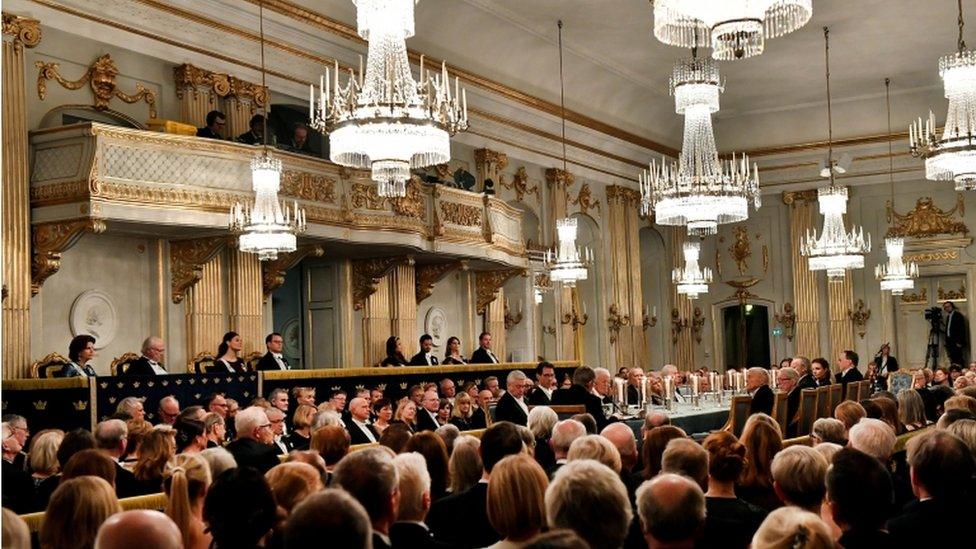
[673,241,712,299]
[910,0,976,190]
[229,1,306,261]
[309,0,468,197]
[652,0,812,60]
[801,27,871,281]
[640,55,760,237]
[545,218,592,287]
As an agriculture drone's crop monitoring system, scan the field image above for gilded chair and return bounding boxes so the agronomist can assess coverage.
[729,395,753,438]
[538,404,586,419]
[772,391,789,435]
[857,380,873,400]
[30,353,70,379]
[244,351,264,372]
[816,386,831,419]
[844,380,859,401]
[796,388,819,436]
[110,353,141,376]
[828,384,843,414]
[188,352,216,374]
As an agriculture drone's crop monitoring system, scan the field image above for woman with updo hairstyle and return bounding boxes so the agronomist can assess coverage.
[163,453,212,549]
[380,336,408,367]
[443,336,468,365]
[211,331,245,373]
[737,413,783,513]
[203,467,279,549]
[64,334,97,377]
[174,418,208,454]
[751,507,834,549]
[701,431,767,549]
[40,476,121,549]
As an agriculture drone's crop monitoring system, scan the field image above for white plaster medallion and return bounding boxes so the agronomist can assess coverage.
[69,289,118,349]
[424,307,447,349]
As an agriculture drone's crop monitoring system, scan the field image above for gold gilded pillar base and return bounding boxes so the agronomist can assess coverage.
[485,290,507,361]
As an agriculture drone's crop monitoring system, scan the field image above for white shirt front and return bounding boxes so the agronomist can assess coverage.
[485,348,498,363]
[147,360,167,375]
[424,352,433,365]
[272,352,287,370]
[515,396,529,416]
[539,386,554,400]
[353,418,377,443]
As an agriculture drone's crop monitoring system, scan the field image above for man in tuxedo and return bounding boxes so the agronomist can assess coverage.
[257,332,289,370]
[527,361,557,405]
[416,390,441,432]
[426,422,524,547]
[551,366,612,430]
[266,407,291,455]
[333,448,400,549]
[791,356,818,392]
[494,370,529,426]
[626,367,645,406]
[125,336,168,376]
[285,490,373,548]
[548,419,586,478]
[944,301,967,366]
[593,367,614,405]
[470,332,500,364]
[391,453,449,549]
[409,334,439,366]
[347,397,380,444]
[236,113,264,144]
[156,396,180,426]
[746,367,775,416]
[438,378,456,405]
[94,419,143,498]
[776,367,802,436]
[835,350,864,392]
[195,110,225,139]
[225,406,280,473]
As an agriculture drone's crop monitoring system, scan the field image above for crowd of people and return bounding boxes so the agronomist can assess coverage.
[196,110,316,156]
[3,355,976,548]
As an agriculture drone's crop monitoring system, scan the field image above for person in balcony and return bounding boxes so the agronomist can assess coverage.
[209,332,245,373]
[381,337,408,367]
[196,110,225,140]
[63,335,97,377]
[236,114,265,145]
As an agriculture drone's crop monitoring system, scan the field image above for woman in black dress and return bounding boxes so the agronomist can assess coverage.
[380,336,408,367]
[442,336,468,365]
[210,332,245,373]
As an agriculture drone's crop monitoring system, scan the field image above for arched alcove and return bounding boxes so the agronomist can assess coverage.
[640,226,669,368]
[573,213,603,367]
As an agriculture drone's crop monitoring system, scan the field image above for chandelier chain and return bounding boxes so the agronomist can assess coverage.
[823,26,834,179]
[557,19,567,174]
[886,77,894,201]
[259,0,269,150]
[960,0,967,53]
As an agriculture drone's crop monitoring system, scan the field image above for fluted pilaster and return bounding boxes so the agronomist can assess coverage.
[785,191,822,359]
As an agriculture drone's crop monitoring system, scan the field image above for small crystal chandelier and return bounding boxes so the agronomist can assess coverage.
[545,218,592,287]
[640,54,760,237]
[673,241,712,299]
[910,0,976,190]
[309,0,468,197]
[230,1,306,261]
[877,78,919,294]
[801,27,871,281]
[652,0,812,60]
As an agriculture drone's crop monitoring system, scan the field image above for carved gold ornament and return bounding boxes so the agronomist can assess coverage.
[900,287,928,304]
[499,167,539,202]
[886,194,968,238]
[415,261,465,303]
[606,185,641,207]
[32,218,106,296]
[848,299,871,339]
[724,278,761,304]
[170,237,228,304]
[2,13,42,52]
[545,168,574,190]
[440,202,482,226]
[570,183,600,216]
[36,54,157,118]
[691,307,705,345]
[503,301,523,330]
[670,308,687,345]
[607,304,630,345]
[352,256,414,310]
[262,245,325,302]
[280,171,336,204]
[774,302,796,342]
[781,189,818,205]
[904,250,959,263]
[729,226,752,276]
[390,179,425,219]
[938,283,967,302]
[475,269,525,314]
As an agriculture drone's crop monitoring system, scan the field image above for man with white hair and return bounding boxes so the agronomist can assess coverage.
[225,406,279,473]
[94,419,142,498]
[791,356,818,391]
[156,396,180,426]
[390,452,443,548]
[746,367,774,416]
[95,510,182,549]
[125,336,168,376]
[593,367,613,404]
[116,397,145,422]
[848,418,896,462]
[416,389,441,432]
[495,370,529,425]
[635,473,706,548]
[266,407,290,454]
[347,397,379,444]
[776,367,801,435]
[546,459,633,548]
[548,419,587,478]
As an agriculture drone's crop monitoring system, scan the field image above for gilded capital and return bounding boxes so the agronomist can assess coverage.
[2,13,41,51]
[475,268,525,314]
[474,148,509,171]
[545,168,574,189]
[262,245,324,301]
[415,261,464,303]
[605,184,640,207]
[32,218,106,296]
[170,236,228,304]
[352,256,414,310]
[781,189,818,205]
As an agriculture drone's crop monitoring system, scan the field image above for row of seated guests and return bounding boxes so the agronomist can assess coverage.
[381,332,504,366]
[4,363,976,549]
[196,110,315,156]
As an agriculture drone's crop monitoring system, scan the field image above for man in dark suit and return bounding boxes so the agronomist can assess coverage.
[257,332,290,371]
[427,422,524,547]
[236,113,265,145]
[791,356,818,392]
[416,389,441,432]
[94,419,146,498]
[835,350,864,393]
[347,397,380,444]
[225,406,280,473]
[551,366,612,431]
[124,336,168,376]
[470,332,500,364]
[527,361,557,405]
[1,422,34,513]
[625,367,645,406]
[745,367,775,416]
[390,452,450,549]
[827,448,894,548]
[195,110,225,140]
[776,367,802,436]
[944,301,967,366]
[409,334,439,366]
[333,448,400,549]
[494,370,529,426]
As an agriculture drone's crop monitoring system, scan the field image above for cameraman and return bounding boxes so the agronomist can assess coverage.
[944,301,967,366]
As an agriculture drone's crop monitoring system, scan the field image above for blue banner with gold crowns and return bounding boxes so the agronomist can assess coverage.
[93,373,258,424]
[2,377,91,432]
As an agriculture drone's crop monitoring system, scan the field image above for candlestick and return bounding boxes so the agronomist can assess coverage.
[614,378,626,408]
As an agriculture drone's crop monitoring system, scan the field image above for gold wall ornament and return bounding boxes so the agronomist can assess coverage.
[545,168,574,190]
[691,307,705,345]
[729,226,752,276]
[352,256,414,311]
[605,184,641,207]
[904,250,960,263]
[31,218,106,296]
[607,303,630,345]
[569,183,600,216]
[542,325,556,336]
[36,54,157,118]
[774,302,797,342]
[886,194,968,238]
[503,301,523,330]
[670,308,688,345]
[169,236,228,304]
[724,278,761,304]
[781,189,819,205]
[900,287,928,304]
[350,181,388,210]
[498,166,539,202]
[2,13,42,52]
[226,74,268,107]
[847,299,871,339]
[280,171,336,203]
[415,261,465,303]
[262,245,325,302]
[390,178,425,219]
[938,283,967,302]
[762,244,769,273]
[475,269,525,315]
[439,202,482,226]
[642,309,658,330]
[474,148,508,194]
[173,63,231,100]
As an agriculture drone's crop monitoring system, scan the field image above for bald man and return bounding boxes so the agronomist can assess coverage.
[601,422,642,502]
[95,510,182,549]
[635,473,706,548]
[346,397,379,444]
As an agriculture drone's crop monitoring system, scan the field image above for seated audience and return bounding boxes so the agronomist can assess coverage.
[551,366,611,430]
[775,367,801,436]
[265,461,324,513]
[746,368,774,416]
[203,412,226,448]
[381,336,409,367]
[528,406,558,471]
[27,429,64,511]
[945,394,976,416]
[826,448,894,548]
[95,419,143,497]
[834,400,866,432]
[483,376,502,399]
[311,425,350,483]
[179,406,208,424]
[226,406,279,473]
[810,417,847,445]
[859,398,884,420]
[848,418,896,463]
[236,113,265,144]
[380,422,413,454]
[528,361,558,405]
[204,467,279,549]
[571,413,598,435]
[94,510,182,549]
[642,425,687,480]
[41,476,121,549]
[751,507,834,549]
[437,399,453,427]
[133,429,174,493]
[117,396,146,422]
[871,396,902,434]
[450,393,478,431]
[1,423,32,513]
[417,389,442,432]
[174,418,207,454]
[439,378,457,403]
[285,489,373,547]
[198,447,236,478]
[394,397,419,432]
[601,422,640,494]
[810,357,832,387]
[770,445,828,514]
[442,336,468,365]
[63,334,98,377]
[548,419,586,478]
[487,454,550,548]
[163,453,212,549]
[661,437,708,491]
[635,473,706,549]
[474,389,493,428]
[567,434,622,474]
[496,370,530,426]
[546,460,632,549]
[287,404,316,451]
[700,431,767,548]
[196,110,225,139]
[737,414,783,512]
[946,418,976,457]
[126,336,168,376]
[333,447,400,549]
[347,397,380,444]
[372,398,395,435]
[814,442,843,464]
[62,448,117,487]
[449,435,483,495]
[157,396,180,425]
[435,424,460,454]
[405,431,450,501]
[410,334,439,366]
[257,332,289,370]
[390,452,443,548]
[292,386,317,407]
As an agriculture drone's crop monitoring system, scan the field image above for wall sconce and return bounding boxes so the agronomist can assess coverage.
[642,305,658,331]
[670,308,687,345]
[561,300,588,329]
[504,299,523,330]
[608,303,631,344]
[691,307,705,344]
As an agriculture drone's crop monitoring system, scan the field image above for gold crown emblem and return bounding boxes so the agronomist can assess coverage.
[355,384,365,390]
[377,383,387,391]
[32,400,47,411]
[108,397,117,404]
[132,382,140,388]
[188,378,196,385]
[399,382,408,390]
[1,401,7,411]
[331,385,342,392]
[201,378,209,384]
[73,400,88,411]
[194,393,202,400]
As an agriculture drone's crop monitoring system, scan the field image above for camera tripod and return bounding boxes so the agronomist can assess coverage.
[926,326,941,370]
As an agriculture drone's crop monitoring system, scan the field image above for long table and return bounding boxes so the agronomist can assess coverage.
[624,403,731,441]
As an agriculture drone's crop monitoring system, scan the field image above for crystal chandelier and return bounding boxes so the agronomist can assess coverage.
[309,0,468,197]
[640,55,760,237]
[230,1,306,261]
[652,0,812,60]
[910,0,976,190]
[801,27,871,281]
[673,241,712,299]
[545,218,592,287]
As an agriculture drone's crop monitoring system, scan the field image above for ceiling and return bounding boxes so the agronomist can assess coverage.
[296,0,961,152]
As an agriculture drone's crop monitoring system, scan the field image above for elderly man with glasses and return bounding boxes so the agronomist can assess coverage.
[225,406,279,473]
[776,367,802,436]
[126,337,168,376]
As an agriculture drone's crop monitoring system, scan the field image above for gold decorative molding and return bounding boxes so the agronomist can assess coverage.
[439,202,482,226]
[170,236,228,304]
[262,245,324,301]
[900,287,928,305]
[775,303,796,342]
[729,227,752,276]
[725,278,761,304]
[498,166,539,202]
[415,261,464,303]
[848,299,871,339]
[473,148,508,171]
[782,189,818,205]
[475,269,525,315]
[390,179,425,219]
[569,183,600,216]
[36,54,157,118]
[691,307,705,345]
[226,74,268,106]
[280,171,336,204]
[349,182,388,211]
[2,13,42,51]
[670,308,687,345]
[173,63,231,99]
[904,250,960,263]
[352,256,414,310]
[605,185,641,207]
[31,218,106,296]
[545,168,574,190]
[886,194,967,238]
[503,301,523,330]
[938,283,967,302]
[607,304,630,345]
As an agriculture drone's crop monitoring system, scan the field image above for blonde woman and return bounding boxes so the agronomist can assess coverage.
[134,430,175,494]
[486,454,549,548]
[40,476,121,549]
[393,398,418,433]
[737,413,783,512]
[28,429,64,512]
[287,404,316,451]
[450,393,476,431]
[163,453,212,549]
[751,507,834,549]
[265,461,324,513]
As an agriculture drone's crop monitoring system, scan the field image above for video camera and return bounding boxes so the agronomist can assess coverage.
[924,306,942,331]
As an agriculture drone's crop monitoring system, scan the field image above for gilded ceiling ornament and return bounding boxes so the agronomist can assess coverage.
[226,75,268,107]
[691,307,705,344]
[569,183,600,215]
[605,185,641,206]
[169,236,228,304]
[261,245,324,302]
[847,299,871,339]
[498,166,539,202]
[280,171,336,204]
[2,13,42,52]
[899,287,928,304]
[474,269,525,314]
[904,250,960,263]
[545,168,574,190]
[415,261,465,303]
[352,256,414,310]
[36,54,157,118]
[724,278,761,304]
[774,302,796,342]
[173,64,231,100]
[886,194,968,238]
[31,218,106,296]
[439,202,482,226]
[729,226,752,276]
[937,283,967,302]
